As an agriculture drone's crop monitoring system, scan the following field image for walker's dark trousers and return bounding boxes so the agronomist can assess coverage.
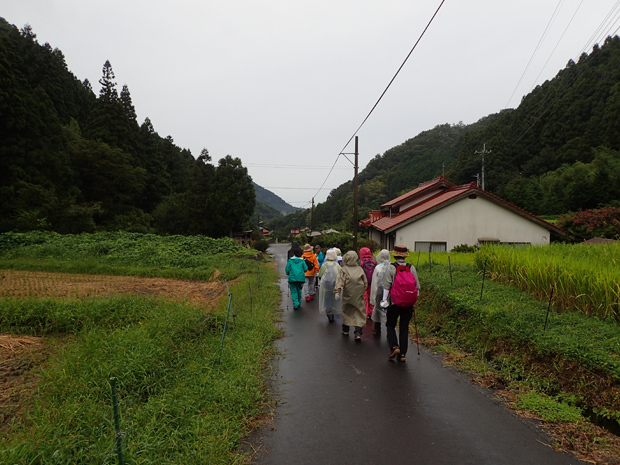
[386,305,413,355]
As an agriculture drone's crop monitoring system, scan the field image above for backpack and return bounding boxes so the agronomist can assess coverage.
[361,257,376,285]
[303,257,314,271]
[390,263,418,307]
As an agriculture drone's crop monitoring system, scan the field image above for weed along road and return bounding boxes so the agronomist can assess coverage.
[247,244,585,465]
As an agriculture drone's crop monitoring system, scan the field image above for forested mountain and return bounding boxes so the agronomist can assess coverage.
[0,18,255,236]
[292,35,620,236]
[253,182,300,222]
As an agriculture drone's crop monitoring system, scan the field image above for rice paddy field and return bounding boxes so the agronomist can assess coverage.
[475,242,620,321]
[0,231,281,464]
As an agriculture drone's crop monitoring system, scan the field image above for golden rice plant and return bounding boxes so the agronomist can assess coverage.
[476,243,620,320]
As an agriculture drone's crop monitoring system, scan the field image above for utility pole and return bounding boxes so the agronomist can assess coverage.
[353,136,359,252]
[475,144,491,190]
[311,197,315,231]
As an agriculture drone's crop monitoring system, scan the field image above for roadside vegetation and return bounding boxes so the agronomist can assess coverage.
[0,232,280,464]
[411,244,620,463]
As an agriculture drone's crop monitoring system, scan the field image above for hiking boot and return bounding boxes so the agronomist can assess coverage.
[354,333,362,341]
[398,354,406,362]
[388,346,401,359]
[306,296,311,302]
[327,314,335,323]
[310,294,315,301]
[342,330,349,336]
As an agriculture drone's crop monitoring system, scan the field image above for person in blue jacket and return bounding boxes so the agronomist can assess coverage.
[285,246,308,310]
[314,244,325,268]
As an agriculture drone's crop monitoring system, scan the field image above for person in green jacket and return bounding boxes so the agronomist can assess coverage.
[285,246,308,310]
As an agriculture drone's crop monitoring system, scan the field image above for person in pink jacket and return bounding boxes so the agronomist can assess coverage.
[359,247,376,319]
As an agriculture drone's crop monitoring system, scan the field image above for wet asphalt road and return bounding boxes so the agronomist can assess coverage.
[249,244,584,465]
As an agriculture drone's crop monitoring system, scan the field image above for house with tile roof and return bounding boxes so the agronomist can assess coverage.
[360,176,565,252]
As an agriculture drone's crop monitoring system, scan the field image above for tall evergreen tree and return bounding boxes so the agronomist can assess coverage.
[98,59,118,102]
[120,84,137,125]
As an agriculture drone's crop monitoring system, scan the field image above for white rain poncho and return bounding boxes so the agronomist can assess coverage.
[370,249,391,324]
[318,254,342,315]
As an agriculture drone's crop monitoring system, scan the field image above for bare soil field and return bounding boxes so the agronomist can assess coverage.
[0,270,228,431]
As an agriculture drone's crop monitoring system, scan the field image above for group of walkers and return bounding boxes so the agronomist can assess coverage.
[285,242,420,362]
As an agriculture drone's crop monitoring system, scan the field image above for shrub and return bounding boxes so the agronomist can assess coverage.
[252,239,270,252]
[451,244,479,253]
[557,206,620,242]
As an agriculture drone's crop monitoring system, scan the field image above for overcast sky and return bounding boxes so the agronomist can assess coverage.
[3,1,619,207]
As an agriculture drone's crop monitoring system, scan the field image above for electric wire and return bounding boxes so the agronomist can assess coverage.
[526,0,585,97]
[311,0,446,204]
[500,1,620,165]
[504,0,563,109]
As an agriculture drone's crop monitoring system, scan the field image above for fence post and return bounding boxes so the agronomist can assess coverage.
[428,246,432,273]
[479,260,487,302]
[218,293,234,362]
[544,284,555,331]
[225,280,237,319]
[110,377,124,465]
[248,282,253,315]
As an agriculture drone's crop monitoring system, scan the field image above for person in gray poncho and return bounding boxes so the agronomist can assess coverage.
[370,249,391,336]
[318,248,342,322]
[334,250,368,340]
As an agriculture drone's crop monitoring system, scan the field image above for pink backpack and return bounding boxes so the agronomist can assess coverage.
[390,263,418,307]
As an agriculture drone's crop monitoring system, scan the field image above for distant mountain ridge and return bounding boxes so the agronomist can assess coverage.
[253,182,300,222]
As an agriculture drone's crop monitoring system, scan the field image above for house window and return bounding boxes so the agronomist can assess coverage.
[415,242,447,252]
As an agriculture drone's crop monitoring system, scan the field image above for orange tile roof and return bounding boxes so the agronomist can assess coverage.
[368,181,565,235]
[380,176,454,208]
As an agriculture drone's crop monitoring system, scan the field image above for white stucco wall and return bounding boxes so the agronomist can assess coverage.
[394,196,550,251]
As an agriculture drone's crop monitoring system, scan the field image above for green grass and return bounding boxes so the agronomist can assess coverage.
[0,232,282,464]
[0,231,260,280]
[514,392,583,423]
[414,255,620,432]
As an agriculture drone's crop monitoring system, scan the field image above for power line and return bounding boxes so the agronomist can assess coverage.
[245,163,349,170]
[311,0,447,202]
[501,2,620,163]
[504,0,563,109]
[262,186,336,190]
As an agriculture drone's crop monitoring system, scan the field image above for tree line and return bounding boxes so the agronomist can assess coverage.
[0,18,255,237]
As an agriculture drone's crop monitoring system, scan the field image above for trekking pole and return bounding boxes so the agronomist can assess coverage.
[413,306,420,355]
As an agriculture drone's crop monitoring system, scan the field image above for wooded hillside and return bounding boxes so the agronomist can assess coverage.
[304,36,620,236]
[0,18,255,237]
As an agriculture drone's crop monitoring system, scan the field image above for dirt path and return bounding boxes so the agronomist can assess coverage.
[0,270,228,430]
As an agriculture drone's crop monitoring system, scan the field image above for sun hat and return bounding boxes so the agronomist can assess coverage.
[325,249,338,261]
[314,244,321,249]
[303,243,313,252]
[392,244,409,257]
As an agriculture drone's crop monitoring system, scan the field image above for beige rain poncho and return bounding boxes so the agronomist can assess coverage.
[334,250,367,328]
